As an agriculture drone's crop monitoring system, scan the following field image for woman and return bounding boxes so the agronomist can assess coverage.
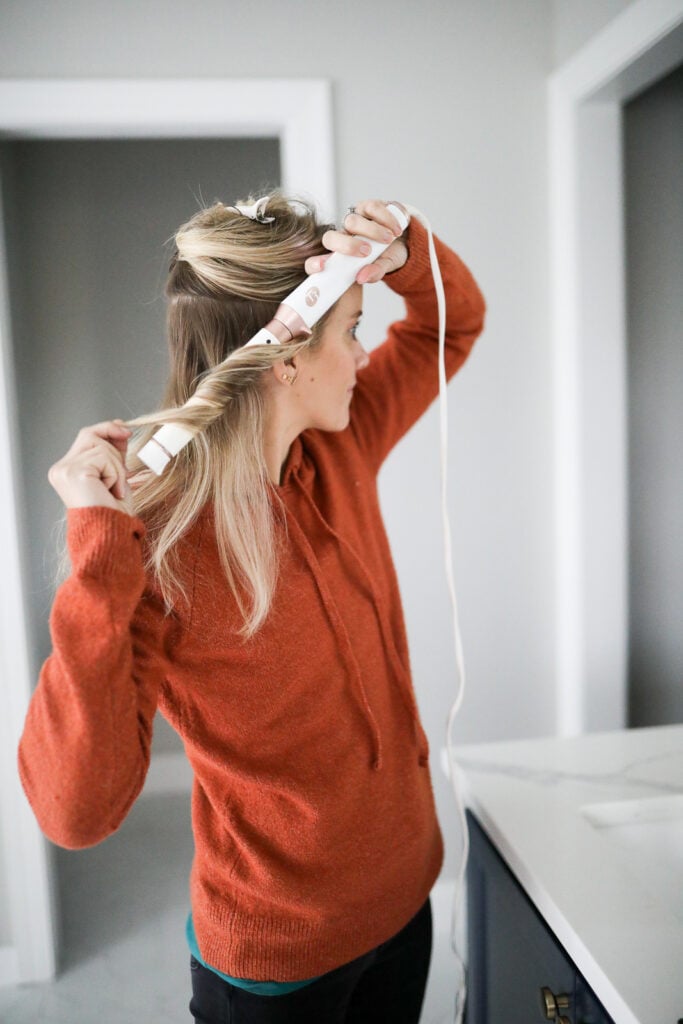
[18,194,486,1023]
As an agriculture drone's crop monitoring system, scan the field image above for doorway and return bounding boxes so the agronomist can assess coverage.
[623,61,683,726]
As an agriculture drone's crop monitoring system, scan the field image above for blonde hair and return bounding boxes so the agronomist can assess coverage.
[124,191,334,636]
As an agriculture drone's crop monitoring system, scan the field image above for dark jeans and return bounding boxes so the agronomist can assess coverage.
[189,897,432,1024]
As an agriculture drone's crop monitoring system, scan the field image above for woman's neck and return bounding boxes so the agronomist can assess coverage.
[262,407,302,486]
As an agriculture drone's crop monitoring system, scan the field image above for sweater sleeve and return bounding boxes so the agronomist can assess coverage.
[350,217,486,470]
[17,506,177,850]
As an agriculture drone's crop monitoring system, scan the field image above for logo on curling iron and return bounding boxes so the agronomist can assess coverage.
[305,287,320,307]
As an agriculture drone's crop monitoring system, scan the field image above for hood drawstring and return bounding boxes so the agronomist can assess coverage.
[282,489,384,771]
[292,476,430,768]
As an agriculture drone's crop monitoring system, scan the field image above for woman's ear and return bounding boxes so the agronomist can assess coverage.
[270,354,300,387]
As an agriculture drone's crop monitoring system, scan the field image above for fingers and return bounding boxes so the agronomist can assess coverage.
[320,227,380,259]
[340,216,397,249]
[355,241,408,285]
[65,419,133,458]
[304,252,333,276]
[344,199,406,240]
[304,199,408,285]
[306,200,405,271]
[49,419,134,511]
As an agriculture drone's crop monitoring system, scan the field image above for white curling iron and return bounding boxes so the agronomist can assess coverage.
[137,202,410,475]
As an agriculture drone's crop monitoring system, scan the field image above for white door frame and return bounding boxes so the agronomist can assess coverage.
[0,77,335,985]
[549,0,683,736]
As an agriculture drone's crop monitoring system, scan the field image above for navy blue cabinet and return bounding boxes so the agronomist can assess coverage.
[465,810,615,1023]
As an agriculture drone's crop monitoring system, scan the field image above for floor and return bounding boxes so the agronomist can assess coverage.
[0,793,463,1023]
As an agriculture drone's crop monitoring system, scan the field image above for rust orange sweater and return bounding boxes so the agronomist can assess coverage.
[18,220,485,982]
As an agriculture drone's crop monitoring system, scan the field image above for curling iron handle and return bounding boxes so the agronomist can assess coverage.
[281,203,410,330]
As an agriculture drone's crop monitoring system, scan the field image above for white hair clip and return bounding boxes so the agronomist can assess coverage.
[226,196,275,224]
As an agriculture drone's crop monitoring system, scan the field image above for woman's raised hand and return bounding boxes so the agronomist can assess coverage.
[304,199,408,285]
[48,420,133,512]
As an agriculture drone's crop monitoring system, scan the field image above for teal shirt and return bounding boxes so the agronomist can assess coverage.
[186,912,320,996]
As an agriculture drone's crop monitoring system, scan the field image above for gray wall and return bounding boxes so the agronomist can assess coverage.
[624,62,683,726]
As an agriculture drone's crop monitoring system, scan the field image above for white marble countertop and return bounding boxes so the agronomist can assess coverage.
[447,724,683,1024]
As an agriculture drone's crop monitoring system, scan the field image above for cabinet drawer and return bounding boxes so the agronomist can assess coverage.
[465,810,614,1023]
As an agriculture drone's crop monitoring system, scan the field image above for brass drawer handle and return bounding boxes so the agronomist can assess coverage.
[540,985,571,1020]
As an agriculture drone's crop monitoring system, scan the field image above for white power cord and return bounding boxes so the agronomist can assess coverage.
[404,205,469,1024]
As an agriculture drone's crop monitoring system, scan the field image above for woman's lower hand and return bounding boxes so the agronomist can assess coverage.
[304,199,408,285]
[48,420,133,512]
